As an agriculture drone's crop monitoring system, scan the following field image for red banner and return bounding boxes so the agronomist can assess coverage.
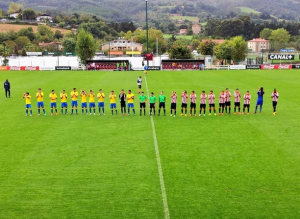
[20,66,40,71]
[261,64,292,70]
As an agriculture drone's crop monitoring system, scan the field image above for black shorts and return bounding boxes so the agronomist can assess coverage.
[244,104,250,108]
[171,103,177,109]
[181,103,187,108]
[120,102,126,108]
[140,103,146,108]
[200,104,206,109]
[150,103,155,108]
[219,103,225,107]
[138,85,142,89]
[273,101,278,107]
[209,104,215,108]
[159,102,165,109]
[234,102,240,107]
[190,103,196,109]
[225,101,231,106]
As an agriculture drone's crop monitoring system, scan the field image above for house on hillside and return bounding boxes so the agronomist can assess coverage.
[9,11,21,19]
[36,14,53,22]
[179,29,188,35]
[248,38,270,52]
[192,24,201,35]
[102,38,143,52]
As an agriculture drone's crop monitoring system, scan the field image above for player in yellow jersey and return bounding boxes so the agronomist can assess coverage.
[80,90,88,114]
[89,90,96,115]
[49,90,58,116]
[23,92,32,116]
[60,89,68,114]
[97,89,105,115]
[70,88,79,115]
[36,88,46,116]
[127,90,136,115]
[109,90,118,115]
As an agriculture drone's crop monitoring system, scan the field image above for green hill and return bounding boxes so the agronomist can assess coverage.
[0,0,299,22]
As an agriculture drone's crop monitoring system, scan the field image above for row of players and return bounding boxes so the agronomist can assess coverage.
[23,87,279,117]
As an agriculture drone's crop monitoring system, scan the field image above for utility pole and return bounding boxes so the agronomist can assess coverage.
[56,42,60,66]
[146,0,149,67]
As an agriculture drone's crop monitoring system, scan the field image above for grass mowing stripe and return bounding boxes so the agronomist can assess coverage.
[144,75,170,219]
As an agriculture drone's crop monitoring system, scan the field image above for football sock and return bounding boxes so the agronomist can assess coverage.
[260,106,262,113]
[38,109,40,114]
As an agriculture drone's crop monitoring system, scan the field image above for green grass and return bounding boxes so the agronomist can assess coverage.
[1,70,300,219]
[170,15,199,22]
[163,34,193,40]
[237,7,261,14]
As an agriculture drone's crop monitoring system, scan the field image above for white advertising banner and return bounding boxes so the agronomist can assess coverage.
[230,65,246,70]
[40,66,55,71]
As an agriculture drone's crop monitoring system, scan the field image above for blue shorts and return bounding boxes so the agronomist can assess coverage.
[71,101,78,107]
[98,102,104,108]
[110,103,117,109]
[128,103,134,108]
[81,103,87,108]
[51,103,57,108]
[61,102,68,108]
[89,103,96,108]
[256,100,263,105]
[25,104,31,109]
[37,102,44,108]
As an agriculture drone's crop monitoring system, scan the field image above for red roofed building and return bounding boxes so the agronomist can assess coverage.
[248,38,270,52]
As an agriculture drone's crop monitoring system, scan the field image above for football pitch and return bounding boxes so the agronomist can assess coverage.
[0,70,299,219]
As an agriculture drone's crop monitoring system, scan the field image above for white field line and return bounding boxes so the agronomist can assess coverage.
[144,76,170,219]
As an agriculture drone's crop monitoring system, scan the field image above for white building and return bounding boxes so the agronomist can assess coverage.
[36,14,53,22]
[9,11,21,19]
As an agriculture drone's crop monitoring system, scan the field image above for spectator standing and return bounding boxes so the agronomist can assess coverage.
[4,79,10,98]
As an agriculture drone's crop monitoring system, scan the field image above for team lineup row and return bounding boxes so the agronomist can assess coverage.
[22,87,279,117]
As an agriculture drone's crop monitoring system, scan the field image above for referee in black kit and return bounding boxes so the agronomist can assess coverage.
[4,79,10,98]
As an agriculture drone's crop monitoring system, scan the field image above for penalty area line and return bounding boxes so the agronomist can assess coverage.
[144,75,170,219]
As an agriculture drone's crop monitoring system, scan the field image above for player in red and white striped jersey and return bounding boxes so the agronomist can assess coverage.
[208,90,216,116]
[190,91,197,116]
[181,90,188,116]
[271,89,279,115]
[234,89,241,115]
[225,88,231,114]
[243,91,251,115]
[199,91,207,116]
[170,91,177,117]
[219,91,226,115]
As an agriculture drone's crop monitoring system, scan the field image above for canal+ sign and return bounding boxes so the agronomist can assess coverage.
[268,54,295,60]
